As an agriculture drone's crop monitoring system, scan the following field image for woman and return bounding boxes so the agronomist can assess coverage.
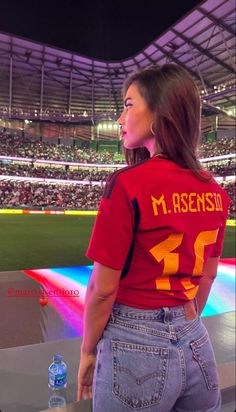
[77,64,230,411]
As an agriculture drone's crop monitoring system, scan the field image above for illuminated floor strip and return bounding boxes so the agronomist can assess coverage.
[23,258,235,339]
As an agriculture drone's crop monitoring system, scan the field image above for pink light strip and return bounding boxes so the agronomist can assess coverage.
[0,155,126,168]
[0,175,102,186]
[0,154,235,166]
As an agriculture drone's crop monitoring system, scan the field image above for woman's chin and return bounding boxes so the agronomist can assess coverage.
[123,141,140,150]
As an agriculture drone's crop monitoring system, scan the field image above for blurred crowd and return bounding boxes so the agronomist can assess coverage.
[0,131,235,163]
[0,181,103,210]
[0,163,112,182]
[0,161,234,182]
[220,182,235,220]
[0,131,235,218]
[204,160,235,177]
[0,132,120,164]
[199,136,235,157]
[0,177,234,219]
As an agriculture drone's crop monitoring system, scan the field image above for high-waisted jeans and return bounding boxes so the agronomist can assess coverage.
[92,302,221,412]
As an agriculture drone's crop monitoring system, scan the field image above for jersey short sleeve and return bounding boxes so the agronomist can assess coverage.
[86,175,134,270]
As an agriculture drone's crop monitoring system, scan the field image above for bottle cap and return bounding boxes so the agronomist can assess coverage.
[53,354,63,362]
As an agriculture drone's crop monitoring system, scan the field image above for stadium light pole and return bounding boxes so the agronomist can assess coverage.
[96,124,100,152]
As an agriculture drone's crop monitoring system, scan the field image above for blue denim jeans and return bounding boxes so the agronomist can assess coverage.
[92,302,221,412]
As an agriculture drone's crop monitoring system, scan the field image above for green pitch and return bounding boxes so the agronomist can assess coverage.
[0,215,235,272]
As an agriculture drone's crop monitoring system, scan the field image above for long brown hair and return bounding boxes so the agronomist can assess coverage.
[122,64,208,179]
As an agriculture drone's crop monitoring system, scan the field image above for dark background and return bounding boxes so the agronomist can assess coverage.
[0,0,202,60]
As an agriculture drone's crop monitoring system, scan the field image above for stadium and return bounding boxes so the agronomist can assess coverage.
[0,0,235,411]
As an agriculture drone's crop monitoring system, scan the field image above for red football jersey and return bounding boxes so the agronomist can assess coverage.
[86,157,230,309]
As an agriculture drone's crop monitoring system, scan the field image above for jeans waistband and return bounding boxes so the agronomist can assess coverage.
[112,300,198,322]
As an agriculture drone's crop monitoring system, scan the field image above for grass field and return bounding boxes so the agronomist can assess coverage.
[0,215,235,272]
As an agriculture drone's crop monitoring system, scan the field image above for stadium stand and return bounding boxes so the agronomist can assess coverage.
[0,181,103,210]
[0,131,120,164]
[0,131,235,162]
[0,131,235,218]
[0,157,235,181]
[0,179,234,218]
[199,136,236,157]
[0,163,111,182]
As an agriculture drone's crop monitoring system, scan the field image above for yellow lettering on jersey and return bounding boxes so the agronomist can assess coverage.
[189,193,197,212]
[151,229,220,298]
[218,193,223,211]
[215,193,223,211]
[150,233,184,290]
[183,284,199,300]
[181,277,199,299]
[205,193,215,211]
[193,229,219,275]
[151,192,223,215]
[196,193,206,212]
[180,193,188,212]
[151,195,167,216]
[172,193,181,213]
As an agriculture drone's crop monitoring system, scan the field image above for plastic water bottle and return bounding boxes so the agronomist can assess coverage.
[48,354,67,408]
[48,354,67,389]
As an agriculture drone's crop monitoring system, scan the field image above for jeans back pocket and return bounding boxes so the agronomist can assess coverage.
[190,333,219,390]
[112,340,169,409]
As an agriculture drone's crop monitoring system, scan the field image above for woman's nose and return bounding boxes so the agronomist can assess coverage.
[117,111,125,125]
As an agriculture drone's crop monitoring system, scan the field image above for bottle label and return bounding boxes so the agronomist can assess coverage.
[49,372,67,388]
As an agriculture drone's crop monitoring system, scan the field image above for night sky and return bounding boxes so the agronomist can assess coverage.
[0,0,202,60]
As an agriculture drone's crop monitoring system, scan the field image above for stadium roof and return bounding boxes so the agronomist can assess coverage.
[0,0,202,61]
[0,0,235,127]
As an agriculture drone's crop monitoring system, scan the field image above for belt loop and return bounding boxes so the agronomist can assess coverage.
[163,307,170,323]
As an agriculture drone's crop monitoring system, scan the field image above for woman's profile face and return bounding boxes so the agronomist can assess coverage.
[118,82,156,155]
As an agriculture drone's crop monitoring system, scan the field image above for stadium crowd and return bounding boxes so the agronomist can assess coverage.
[220,182,235,220]
[199,136,235,157]
[0,131,235,163]
[0,180,234,218]
[0,180,236,219]
[0,163,112,182]
[0,130,235,218]
[0,132,119,164]
[0,181,103,210]
[205,160,235,177]
[0,161,234,181]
